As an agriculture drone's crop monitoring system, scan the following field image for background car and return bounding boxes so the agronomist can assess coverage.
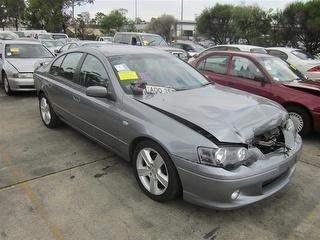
[113,32,188,61]
[98,36,113,42]
[0,31,19,40]
[40,40,65,54]
[0,40,54,95]
[191,51,320,136]
[171,40,205,58]
[267,47,320,81]
[55,41,111,54]
[34,45,301,210]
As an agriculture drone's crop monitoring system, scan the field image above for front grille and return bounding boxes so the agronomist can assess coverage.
[252,127,285,154]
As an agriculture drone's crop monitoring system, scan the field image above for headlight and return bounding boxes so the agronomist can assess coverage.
[285,118,296,133]
[18,73,33,78]
[197,146,259,169]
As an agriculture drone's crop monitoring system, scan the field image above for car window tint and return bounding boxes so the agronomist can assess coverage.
[79,55,109,88]
[203,55,228,74]
[50,55,65,76]
[172,44,183,49]
[231,56,264,81]
[60,53,83,82]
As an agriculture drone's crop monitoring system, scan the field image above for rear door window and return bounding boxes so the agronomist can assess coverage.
[79,54,109,88]
[197,55,229,74]
[59,53,83,83]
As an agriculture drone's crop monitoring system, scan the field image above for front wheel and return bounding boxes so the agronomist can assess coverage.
[3,74,13,96]
[39,94,62,128]
[133,140,181,202]
[286,106,311,137]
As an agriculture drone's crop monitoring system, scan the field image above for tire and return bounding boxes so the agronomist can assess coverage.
[2,73,13,96]
[39,94,62,128]
[286,105,312,137]
[133,140,181,202]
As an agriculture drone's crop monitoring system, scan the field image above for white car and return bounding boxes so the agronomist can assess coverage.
[267,47,320,81]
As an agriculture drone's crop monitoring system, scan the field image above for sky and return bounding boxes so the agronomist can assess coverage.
[74,0,305,21]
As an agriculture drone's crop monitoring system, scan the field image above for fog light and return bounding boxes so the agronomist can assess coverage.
[231,190,240,200]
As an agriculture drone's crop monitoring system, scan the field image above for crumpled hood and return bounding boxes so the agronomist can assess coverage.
[282,80,320,94]
[137,85,287,144]
[6,58,52,72]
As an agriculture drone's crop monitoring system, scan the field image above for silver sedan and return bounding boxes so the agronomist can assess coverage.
[34,45,302,210]
[0,40,54,95]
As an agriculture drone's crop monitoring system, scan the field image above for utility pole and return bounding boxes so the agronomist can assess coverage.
[180,0,184,38]
[135,0,137,21]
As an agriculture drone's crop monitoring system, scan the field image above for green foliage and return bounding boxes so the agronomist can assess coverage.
[101,10,127,33]
[0,0,25,30]
[146,14,176,41]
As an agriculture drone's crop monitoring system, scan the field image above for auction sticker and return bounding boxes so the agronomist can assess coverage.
[144,85,176,94]
[118,70,138,81]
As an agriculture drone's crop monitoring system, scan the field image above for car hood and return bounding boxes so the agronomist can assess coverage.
[282,80,320,95]
[153,46,185,53]
[6,58,53,72]
[136,85,287,144]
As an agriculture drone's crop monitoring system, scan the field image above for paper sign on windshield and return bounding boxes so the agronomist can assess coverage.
[144,85,176,94]
[118,70,138,81]
[10,48,20,53]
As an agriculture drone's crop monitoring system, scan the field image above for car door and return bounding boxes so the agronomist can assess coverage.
[46,52,84,124]
[228,55,272,98]
[195,53,231,86]
[69,54,124,151]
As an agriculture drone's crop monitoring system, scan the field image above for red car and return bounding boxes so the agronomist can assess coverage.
[191,51,320,136]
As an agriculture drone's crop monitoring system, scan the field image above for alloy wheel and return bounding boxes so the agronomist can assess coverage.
[289,112,304,133]
[40,97,51,125]
[136,148,169,195]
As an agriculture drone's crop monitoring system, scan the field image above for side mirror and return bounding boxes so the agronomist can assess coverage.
[86,86,116,101]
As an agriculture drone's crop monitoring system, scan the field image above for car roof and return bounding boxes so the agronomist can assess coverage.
[83,44,168,57]
[212,44,265,50]
[115,32,159,37]
[266,47,300,52]
[1,40,42,45]
[204,50,272,58]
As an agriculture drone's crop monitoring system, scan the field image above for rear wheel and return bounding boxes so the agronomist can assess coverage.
[2,74,13,96]
[133,140,181,202]
[39,94,62,128]
[286,105,311,137]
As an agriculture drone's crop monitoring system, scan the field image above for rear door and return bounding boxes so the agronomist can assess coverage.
[195,53,231,86]
[46,52,84,124]
[228,55,273,98]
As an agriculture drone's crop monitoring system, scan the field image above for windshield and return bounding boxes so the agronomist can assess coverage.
[5,44,53,58]
[141,35,168,47]
[14,32,25,37]
[291,50,315,60]
[250,48,267,54]
[52,34,67,39]
[109,54,209,95]
[0,32,19,40]
[258,57,301,82]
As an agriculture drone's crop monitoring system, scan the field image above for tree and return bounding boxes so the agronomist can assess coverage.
[101,10,127,33]
[94,12,106,26]
[0,0,7,30]
[76,11,90,39]
[197,4,235,44]
[5,0,26,30]
[146,14,176,41]
[231,5,271,45]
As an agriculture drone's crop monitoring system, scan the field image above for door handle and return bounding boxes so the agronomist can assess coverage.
[72,95,80,103]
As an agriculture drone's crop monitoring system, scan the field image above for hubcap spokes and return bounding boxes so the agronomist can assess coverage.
[289,112,304,133]
[40,98,51,125]
[4,78,9,92]
[137,148,169,195]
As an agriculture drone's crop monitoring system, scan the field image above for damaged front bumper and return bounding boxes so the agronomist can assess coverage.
[173,134,302,210]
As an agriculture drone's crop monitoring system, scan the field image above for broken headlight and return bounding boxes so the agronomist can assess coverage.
[284,118,296,133]
[197,146,259,169]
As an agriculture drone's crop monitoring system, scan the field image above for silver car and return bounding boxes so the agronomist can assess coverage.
[34,45,302,210]
[0,40,54,95]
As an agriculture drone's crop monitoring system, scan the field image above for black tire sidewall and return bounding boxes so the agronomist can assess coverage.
[132,140,181,202]
[286,106,311,137]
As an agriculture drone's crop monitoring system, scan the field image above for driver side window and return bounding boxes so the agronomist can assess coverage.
[79,54,109,88]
